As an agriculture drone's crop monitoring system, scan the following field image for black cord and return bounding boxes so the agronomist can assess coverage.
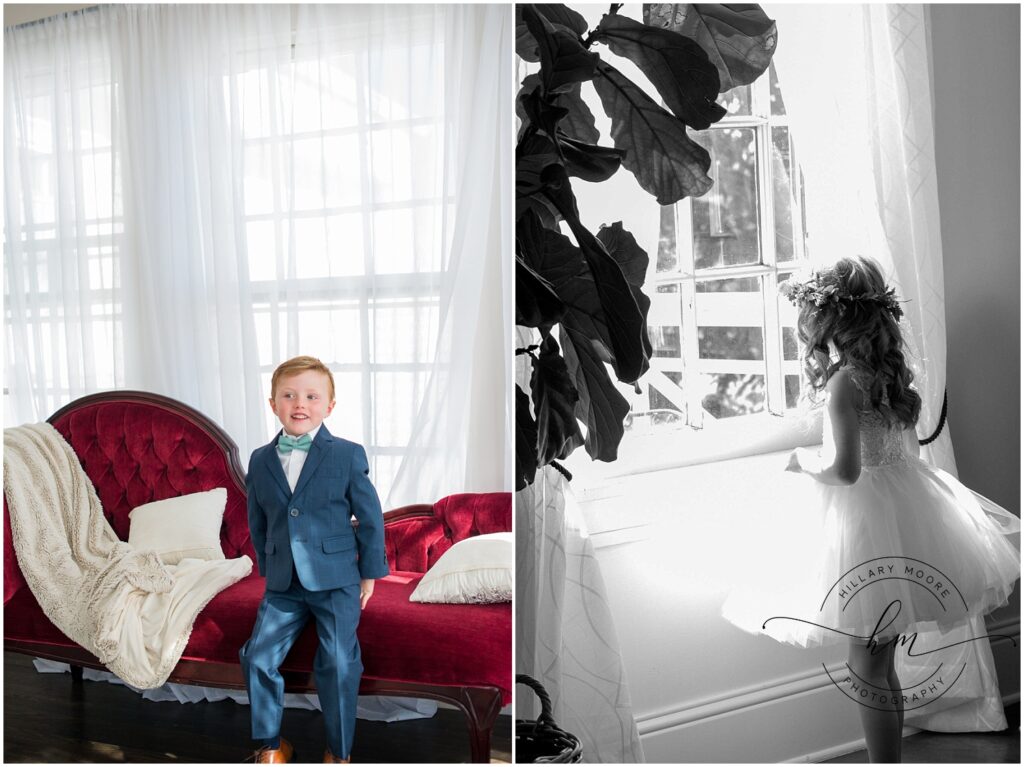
[919,390,948,446]
[549,460,573,482]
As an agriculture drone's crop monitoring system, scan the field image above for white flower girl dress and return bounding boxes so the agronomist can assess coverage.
[721,372,1020,648]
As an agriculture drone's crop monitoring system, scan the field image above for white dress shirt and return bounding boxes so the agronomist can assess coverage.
[277,424,321,492]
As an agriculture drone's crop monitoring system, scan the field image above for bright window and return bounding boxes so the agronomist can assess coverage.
[4,8,452,496]
[570,64,817,484]
[230,29,451,492]
[625,66,809,433]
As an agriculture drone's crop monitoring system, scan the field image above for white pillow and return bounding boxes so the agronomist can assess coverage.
[127,488,227,565]
[409,532,512,604]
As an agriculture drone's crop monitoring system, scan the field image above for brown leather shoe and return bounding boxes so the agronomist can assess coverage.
[252,738,293,763]
[323,749,350,763]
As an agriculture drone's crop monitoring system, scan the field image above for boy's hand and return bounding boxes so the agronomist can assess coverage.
[360,579,375,610]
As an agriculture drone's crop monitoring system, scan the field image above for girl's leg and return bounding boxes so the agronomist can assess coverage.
[886,655,904,760]
[848,639,902,763]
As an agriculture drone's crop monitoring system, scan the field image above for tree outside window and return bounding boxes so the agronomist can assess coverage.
[629,63,809,435]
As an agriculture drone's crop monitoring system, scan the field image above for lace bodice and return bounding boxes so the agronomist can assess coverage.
[855,409,907,468]
[825,367,908,468]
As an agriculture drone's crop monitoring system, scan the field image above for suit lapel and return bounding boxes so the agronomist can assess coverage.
[292,425,333,499]
[264,434,293,500]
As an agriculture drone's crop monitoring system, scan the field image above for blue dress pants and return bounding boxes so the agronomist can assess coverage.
[240,570,362,758]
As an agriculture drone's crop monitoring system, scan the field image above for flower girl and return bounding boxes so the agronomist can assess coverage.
[722,256,1019,762]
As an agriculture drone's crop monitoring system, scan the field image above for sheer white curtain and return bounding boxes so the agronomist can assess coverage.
[769,3,952,470]
[515,330,645,763]
[6,0,511,720]
[769,3,1005,733]
[4,4,511,504]
[515,466,645,763]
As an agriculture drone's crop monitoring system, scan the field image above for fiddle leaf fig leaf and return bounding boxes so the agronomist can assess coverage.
[597,222,653,358]
[541,163,649,383]
[536,3,589,35]
[530,335,586,464]
[515,384,539,491]
[518,210,614,367]
[518,75,601,146]
[516,256,566,328]
[645,3,777,92]
[516,4,590,64]
[516,16,541,63]
[592,12,726,130]
[517,208,585,289]
[559,135,626,183]
[515,134,566,224]
[555,81,601,144]
[519,84,570,140]
[593,60,713,204]
[561,327,630,462]
[522,4,599,94]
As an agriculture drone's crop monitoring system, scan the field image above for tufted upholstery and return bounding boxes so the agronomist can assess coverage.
[384,493,511,573]
[47,395,255,563]
[4,392,511,757]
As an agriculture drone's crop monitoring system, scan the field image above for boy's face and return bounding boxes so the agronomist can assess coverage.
[270,370,335,436]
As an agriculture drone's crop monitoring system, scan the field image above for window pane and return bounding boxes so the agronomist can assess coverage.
[772,126,797,263]
[656,205,679,273]
[698,326,763,361]
[778,269,800,362]
[785,374,801,409]
[722,85,752,116]
[700,372,765,419]
[782,326,799,361]
[324,371,364,443]
[696,277,766,419]
[372,300,438,364]
[650,326,680,358]
[769,62,786,117]
[690,127,760,268]
[247,220,279,281]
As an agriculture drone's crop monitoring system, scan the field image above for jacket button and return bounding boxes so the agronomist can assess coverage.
[290,508,299,517]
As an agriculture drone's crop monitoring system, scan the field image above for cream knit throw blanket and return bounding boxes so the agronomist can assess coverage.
[3,423,252,688]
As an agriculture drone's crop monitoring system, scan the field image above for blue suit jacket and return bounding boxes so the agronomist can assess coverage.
[246,425,390,592]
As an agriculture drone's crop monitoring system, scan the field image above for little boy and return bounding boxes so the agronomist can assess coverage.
[240,356,389,763]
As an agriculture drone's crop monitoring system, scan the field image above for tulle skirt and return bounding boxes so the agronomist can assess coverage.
[721,456,1020,648]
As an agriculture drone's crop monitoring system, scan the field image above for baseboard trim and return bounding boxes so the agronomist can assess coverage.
[636,626,1021,762]
[636,662,845,735]
[637,620,1020,735]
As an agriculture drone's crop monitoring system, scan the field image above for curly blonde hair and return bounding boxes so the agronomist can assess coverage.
[270,356,336,401]
[796,257,920,427]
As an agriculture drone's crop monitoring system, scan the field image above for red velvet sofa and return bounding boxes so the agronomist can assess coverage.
[3,391,511,762]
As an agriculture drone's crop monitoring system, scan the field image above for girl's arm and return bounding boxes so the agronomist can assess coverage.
[787,369,862,485]
[903,426,921,459]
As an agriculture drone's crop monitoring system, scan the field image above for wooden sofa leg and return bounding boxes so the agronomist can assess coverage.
[459,687,503,763]
[70,664,83,683]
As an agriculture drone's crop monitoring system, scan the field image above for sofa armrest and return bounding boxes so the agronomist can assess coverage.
[382,494,512,574]
[4,497,27,605]
[383,506,452,574]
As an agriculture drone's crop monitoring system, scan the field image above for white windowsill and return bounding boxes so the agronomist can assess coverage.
[566,408,824,491]
[575,440,826,544]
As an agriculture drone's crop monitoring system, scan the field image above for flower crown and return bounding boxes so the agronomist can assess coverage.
[779,272,905,322]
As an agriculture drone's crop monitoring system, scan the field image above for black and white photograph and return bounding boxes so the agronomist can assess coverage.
[4,3,513,763]
[515,3,1020,763]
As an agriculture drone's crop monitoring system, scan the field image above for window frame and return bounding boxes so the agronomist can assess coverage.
[571,65,818,486]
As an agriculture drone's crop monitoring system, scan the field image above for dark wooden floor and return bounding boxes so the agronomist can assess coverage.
[3,652,511,763]
[825,702,1019,763]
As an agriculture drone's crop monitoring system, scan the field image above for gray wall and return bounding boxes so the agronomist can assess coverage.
[929,5,1020,513]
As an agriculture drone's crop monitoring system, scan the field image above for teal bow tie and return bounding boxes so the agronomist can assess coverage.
[278,433,313,454]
